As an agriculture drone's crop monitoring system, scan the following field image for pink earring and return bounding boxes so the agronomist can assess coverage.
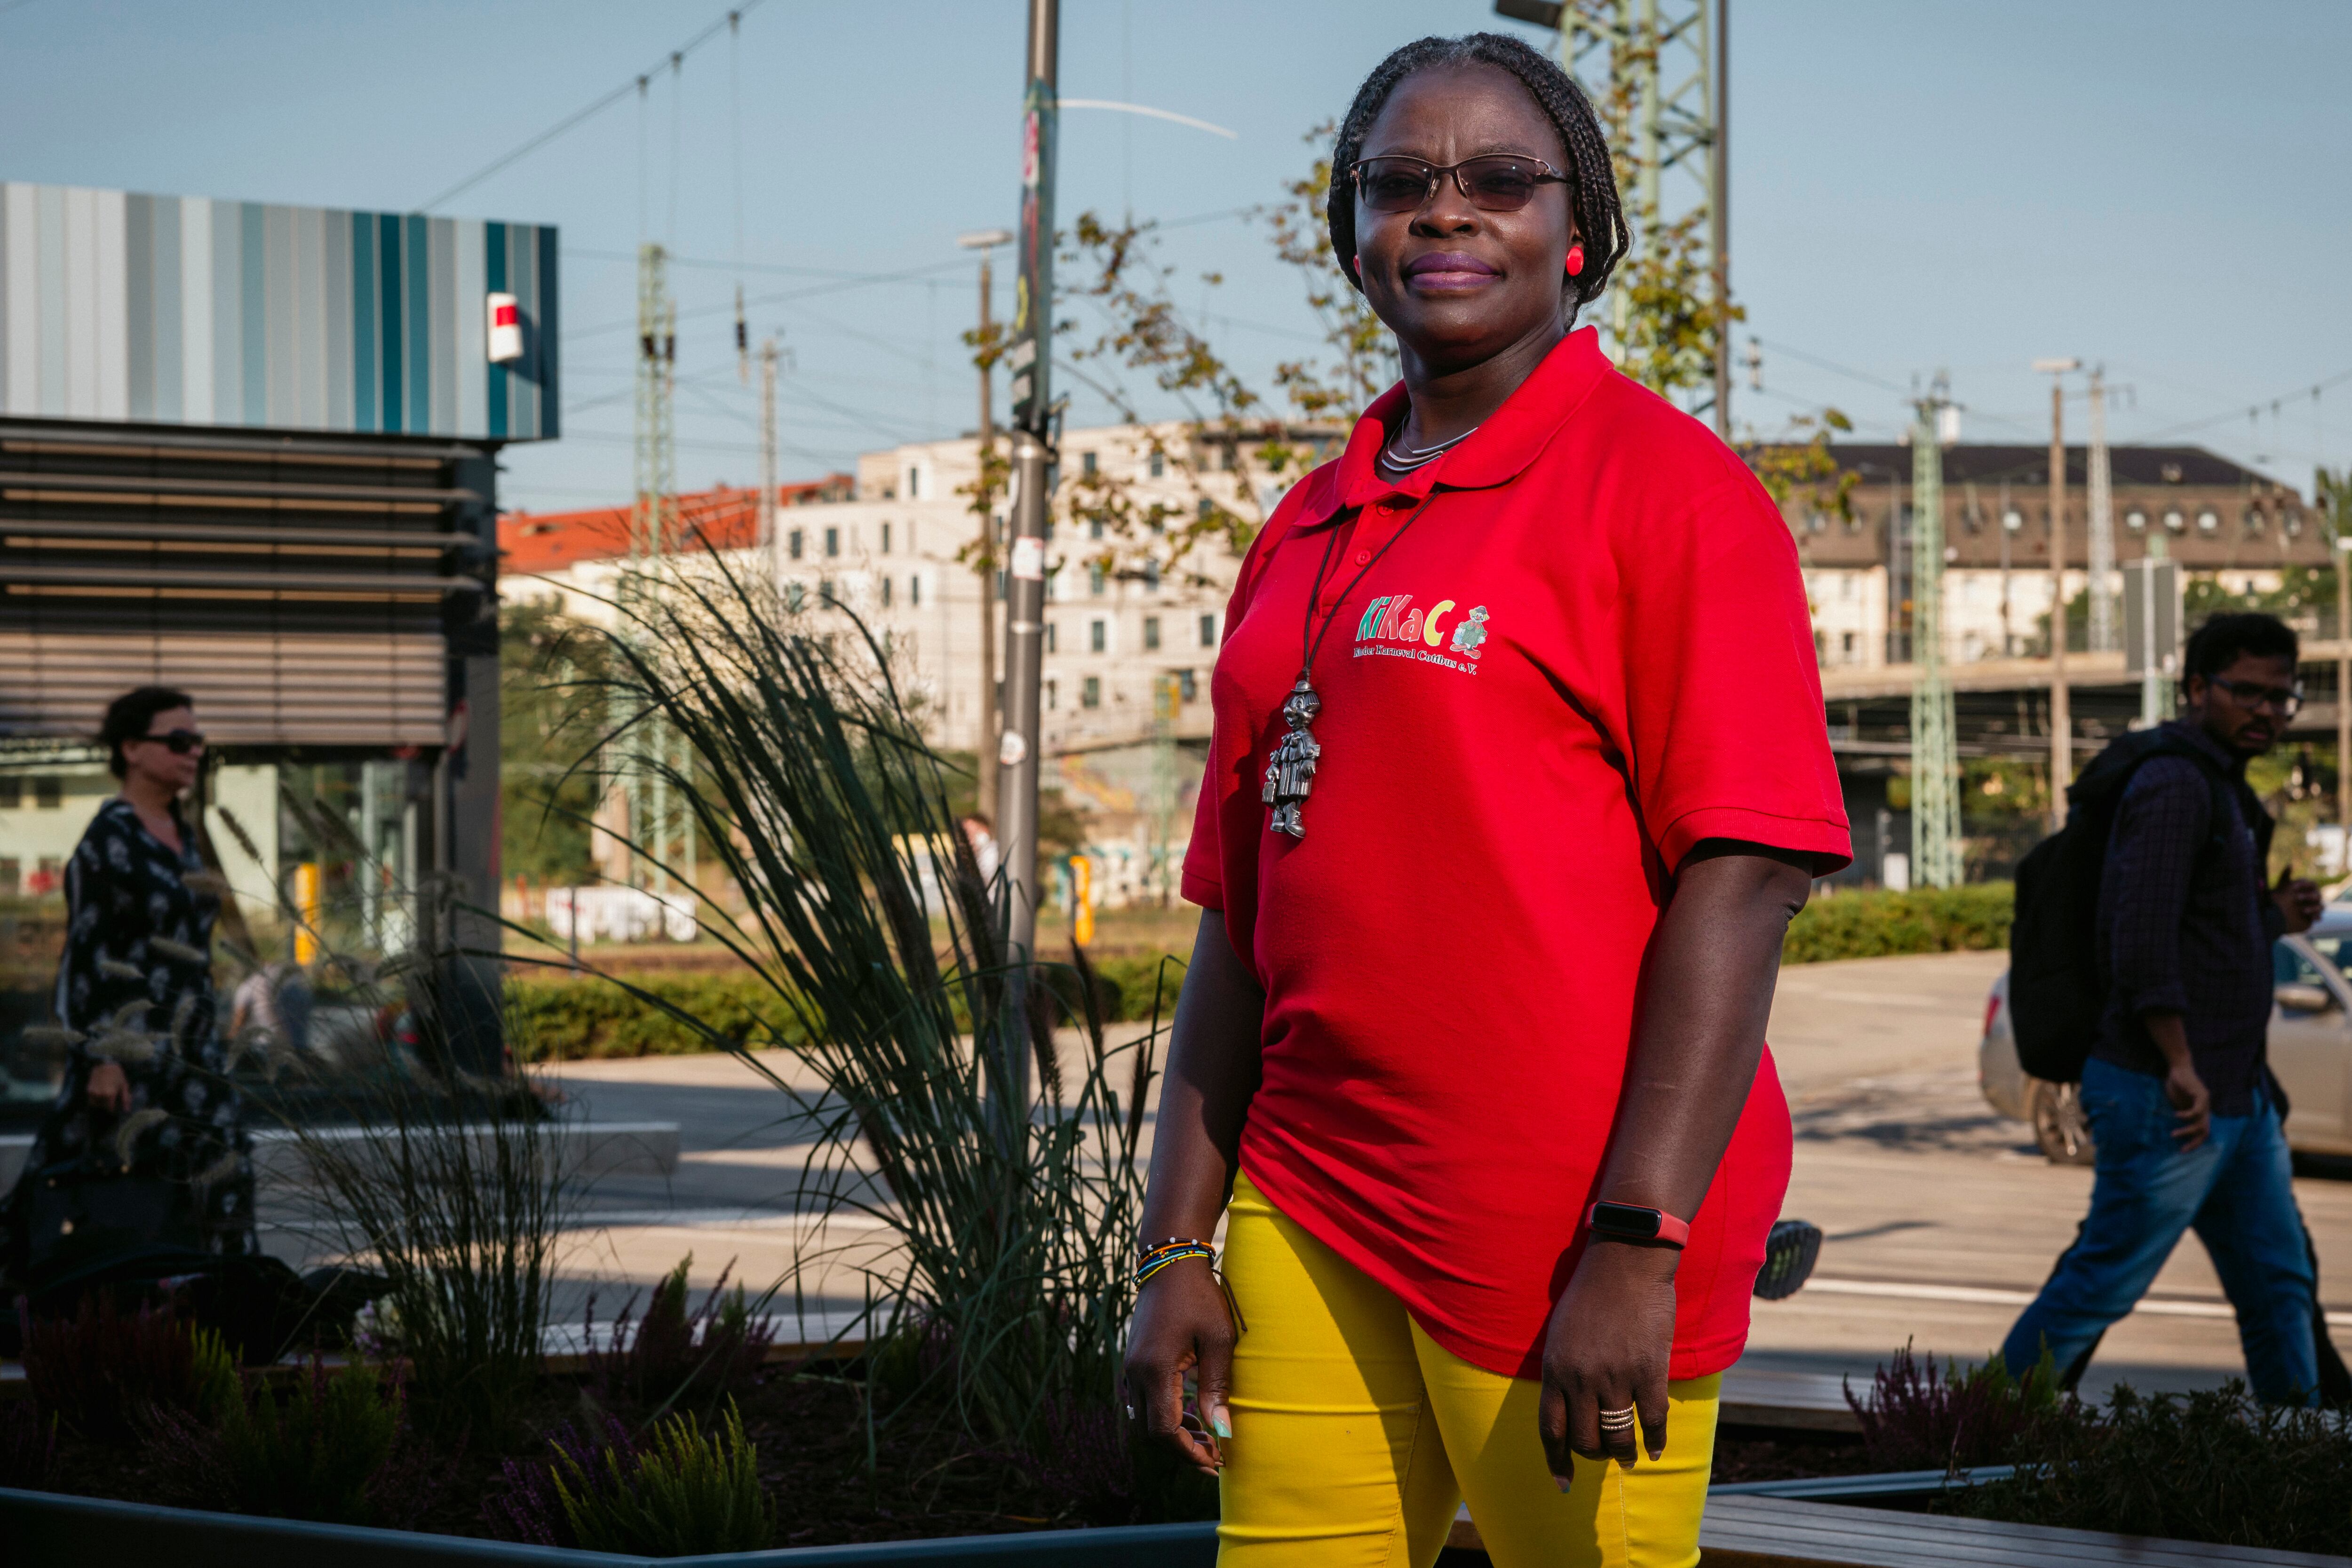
[1565,243,1586,277]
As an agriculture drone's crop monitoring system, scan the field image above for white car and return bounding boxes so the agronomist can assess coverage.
[1979,907,2352,1164]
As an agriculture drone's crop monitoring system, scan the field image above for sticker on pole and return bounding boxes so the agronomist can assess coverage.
[1010,537,1045,581]
[998,729,1028,766]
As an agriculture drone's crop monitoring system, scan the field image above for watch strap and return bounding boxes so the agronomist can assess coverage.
[1586,1200,1690,1248]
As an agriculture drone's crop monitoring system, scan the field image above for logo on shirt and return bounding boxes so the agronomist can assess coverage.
[1352,593,1487,673]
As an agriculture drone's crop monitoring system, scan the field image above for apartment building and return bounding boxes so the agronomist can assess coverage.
[1789,442,2318,668]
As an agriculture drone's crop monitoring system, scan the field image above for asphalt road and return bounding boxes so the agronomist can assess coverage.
[530,950,2352,1397]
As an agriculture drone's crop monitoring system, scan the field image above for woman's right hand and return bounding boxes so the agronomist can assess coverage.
[87,1060,132,1114]
[1123,1258,1237,1475]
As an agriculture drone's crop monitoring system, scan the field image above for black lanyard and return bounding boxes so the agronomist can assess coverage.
[1295,494,1439,681]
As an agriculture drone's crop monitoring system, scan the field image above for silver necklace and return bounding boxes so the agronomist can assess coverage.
[1380,423,1478,472]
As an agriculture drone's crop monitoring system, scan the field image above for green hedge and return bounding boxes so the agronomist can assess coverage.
[505,952,1192,1063]
[506,971,803,1063]
[507,891,2011,1061]
[1783,882,2013,965]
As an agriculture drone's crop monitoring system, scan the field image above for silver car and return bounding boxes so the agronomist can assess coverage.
[1979,907,2352,1164]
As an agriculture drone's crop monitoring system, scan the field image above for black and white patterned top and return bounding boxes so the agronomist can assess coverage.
[2,796,255,1261]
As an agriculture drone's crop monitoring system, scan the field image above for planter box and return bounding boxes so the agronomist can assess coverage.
[0,1488,1219,1568]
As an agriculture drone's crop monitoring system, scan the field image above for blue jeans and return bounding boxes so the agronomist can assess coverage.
[2001,1055,2319,1405]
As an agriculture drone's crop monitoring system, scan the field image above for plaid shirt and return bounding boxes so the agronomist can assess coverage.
[2091,720,2284,1116]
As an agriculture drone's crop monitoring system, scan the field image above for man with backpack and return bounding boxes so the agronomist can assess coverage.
[2002,612,2326,1404]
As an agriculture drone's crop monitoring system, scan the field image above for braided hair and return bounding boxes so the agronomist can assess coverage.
[1327,32,1630,323]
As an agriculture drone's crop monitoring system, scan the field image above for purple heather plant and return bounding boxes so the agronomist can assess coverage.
[1845,1339,2063,1472]
[583,1254,775,1414]
[482,1415,641,1547]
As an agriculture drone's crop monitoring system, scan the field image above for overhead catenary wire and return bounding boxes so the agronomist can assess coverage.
[419,1,768,213]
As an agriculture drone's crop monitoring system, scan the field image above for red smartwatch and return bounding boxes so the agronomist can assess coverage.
[1586,1200,1690,1248]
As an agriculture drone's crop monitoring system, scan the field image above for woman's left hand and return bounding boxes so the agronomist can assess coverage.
[1537,1239,1679,1482]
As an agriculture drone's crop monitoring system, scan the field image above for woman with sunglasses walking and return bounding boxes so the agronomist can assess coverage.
[1123,34,1849,1568]
[0,686,255,1279]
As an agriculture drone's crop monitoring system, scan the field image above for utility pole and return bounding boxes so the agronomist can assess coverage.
[2035,358,2080,830]
[630,243,678,892]
[1910,381,1960,887]
[993,0,1058,1135]
[1507,0,1727,427]
[2337,518,2351,851]
[756,335,779,580]
[2087,367,2115,653]
[959,228,1014,823]
[1709,0,1731,438]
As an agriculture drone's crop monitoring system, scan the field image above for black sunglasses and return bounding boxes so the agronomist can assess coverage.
[2209,677,2302,718]
[1351,154,1571,215]
[143,728,207,755]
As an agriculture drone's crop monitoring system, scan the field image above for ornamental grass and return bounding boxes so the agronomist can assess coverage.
[556,551,1167,1477]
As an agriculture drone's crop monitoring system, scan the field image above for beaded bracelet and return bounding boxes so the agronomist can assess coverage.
[1134,1239,1216,1287]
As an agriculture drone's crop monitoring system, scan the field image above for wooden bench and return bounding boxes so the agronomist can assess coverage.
[1448,1494,2352,1565]
[1696,1495,2352,1566]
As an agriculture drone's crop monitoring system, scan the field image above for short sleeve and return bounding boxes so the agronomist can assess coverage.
[1617,478,1852,876]
[1180,723,1228,910]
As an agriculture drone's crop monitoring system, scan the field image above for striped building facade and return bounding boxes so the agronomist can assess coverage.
[0,182,556,442]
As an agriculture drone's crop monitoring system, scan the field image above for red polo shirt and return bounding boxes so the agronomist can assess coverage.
[1183,328,1851,1382]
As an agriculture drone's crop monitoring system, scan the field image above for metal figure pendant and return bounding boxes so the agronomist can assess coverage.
[1262,674,1324,839]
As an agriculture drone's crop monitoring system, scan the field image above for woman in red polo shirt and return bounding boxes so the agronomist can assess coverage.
[1122,32,1850,1568]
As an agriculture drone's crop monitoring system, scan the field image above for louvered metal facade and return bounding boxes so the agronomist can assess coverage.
[0,421,497,748]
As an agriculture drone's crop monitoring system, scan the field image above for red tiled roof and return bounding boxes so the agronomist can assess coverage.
[500,477,852,575]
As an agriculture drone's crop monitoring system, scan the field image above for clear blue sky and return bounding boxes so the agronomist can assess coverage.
[4,0,2346,510]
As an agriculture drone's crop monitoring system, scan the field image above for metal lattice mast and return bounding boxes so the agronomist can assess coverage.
[2087,367,2116,652]
[1542,0,1729,431]
[629,243,677,896]
[1910,387,1962,888]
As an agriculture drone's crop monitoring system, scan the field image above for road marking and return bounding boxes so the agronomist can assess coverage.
[1798,1275,2352,1329]
[565,1207,897,1232]
[1777,989,1962,1009]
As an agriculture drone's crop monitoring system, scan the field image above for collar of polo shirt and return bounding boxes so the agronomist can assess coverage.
[1289,326,1617,531]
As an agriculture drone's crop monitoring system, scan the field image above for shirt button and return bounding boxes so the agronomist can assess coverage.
[1353,550,1371,565]
[1381,497,1408,511]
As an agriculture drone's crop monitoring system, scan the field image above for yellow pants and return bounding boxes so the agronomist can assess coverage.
[1218,1172,1720,1568]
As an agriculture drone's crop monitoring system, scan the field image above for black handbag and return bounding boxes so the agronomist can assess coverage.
[22,1158,203,1272]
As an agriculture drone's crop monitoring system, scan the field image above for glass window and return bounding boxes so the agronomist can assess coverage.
[789,528,804,560]
[1090,564,1106,596]
[882,576,893,608]
[1047,622,1058,653]
[786,581,806,611]
[1144,616,1161,651]
[1198,498,1214,521]
[1179,669,1198,701]
[1090,517,1105,541]
[1082,676,1102,709]
[2164,508,2186,533]
[2125,509,2147,532]
[910,573,922,607]
[34,777,60,809]
[2002,508,2023,533]
[1047,679,1058,710]
[2245,506,2266,536]
[882,521,892,554]
[0,776,17,808]
[1144,559,1161,590]
[819,578,834,605]
[1091,619,1107,653]
[2197,508,2219,533]
[1200,613,1216,647]
[1081,451,1098,476]
[1149,450,1164,478]
[907,466,921,498]
[825,526,840,557]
